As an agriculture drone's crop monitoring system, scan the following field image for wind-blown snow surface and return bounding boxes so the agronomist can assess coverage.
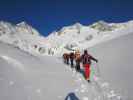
[89,33,133,100]
[0,37,125,100]
[0,42,103,100]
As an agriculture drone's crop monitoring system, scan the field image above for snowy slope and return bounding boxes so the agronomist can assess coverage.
[0,38,125,100]
[88,33,133,100]
[0,42,103,100]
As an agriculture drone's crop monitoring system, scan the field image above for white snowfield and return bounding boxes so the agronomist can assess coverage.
[0,42,101,100]
[0,41,124,100]
[0,20,133,100]
[89,33,133,100]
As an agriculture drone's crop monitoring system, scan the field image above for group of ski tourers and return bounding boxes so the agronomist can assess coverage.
[63,49,98,82]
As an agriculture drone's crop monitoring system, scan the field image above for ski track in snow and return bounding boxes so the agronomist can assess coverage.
[63,62,122,100]
[64,64,88,100]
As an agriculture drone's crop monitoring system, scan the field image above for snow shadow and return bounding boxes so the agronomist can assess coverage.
[65,92,79,100]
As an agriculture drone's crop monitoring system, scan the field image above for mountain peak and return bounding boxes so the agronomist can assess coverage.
[73,22,83,27]
[96,20,108,24]
[16,21,40,36]
[90,20,113,31]
[17,21,28,26]
[69,22,83,30]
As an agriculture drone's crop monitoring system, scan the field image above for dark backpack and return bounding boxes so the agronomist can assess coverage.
[82,54,91,64]
[70,52,74,59]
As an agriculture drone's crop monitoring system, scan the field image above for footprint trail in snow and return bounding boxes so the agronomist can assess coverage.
[64,63,122,100]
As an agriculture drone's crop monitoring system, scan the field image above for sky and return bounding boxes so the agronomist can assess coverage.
[0,0,133,36]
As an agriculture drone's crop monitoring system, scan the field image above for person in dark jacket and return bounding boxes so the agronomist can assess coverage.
[69,52,75,68]
[63,53,70,65]
[81,50,98,82]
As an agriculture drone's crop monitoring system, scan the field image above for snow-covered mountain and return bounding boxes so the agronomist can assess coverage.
[46,20,133,55]
[0,21,53,56]
[0,20,133,56]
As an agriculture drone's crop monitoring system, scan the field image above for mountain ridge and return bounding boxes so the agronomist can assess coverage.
[0,20,133,56]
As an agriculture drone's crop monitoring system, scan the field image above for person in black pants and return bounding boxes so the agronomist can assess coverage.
[69,52,75,68]
[75,50,81,72]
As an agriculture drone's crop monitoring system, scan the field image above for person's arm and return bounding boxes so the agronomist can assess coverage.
[90,55,98,63]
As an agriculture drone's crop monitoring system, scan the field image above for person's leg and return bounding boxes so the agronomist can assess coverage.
[71,59,73,66]
[75,62,77,70]
[70,59,72,66]
[66,58,69,65]
[76,62,80,71]
[70,59,73,68]
[85,64,90,80]
[83,64,86,78]
[78,62,80,71]
[65,59,67,64]
[88,64,90,80]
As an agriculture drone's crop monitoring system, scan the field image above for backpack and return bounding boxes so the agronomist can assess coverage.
[82,54,91,64]
[70,52,74,59]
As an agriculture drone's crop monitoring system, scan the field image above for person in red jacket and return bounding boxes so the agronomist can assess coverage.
[81,50,98,82]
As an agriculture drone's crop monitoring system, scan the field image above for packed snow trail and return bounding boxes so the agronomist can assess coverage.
[62,59,122,100]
